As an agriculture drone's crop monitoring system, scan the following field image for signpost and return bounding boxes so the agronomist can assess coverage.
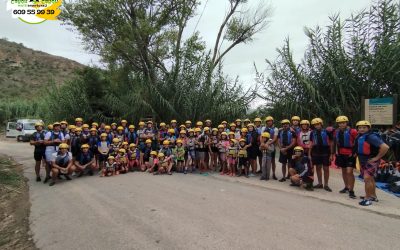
[364,96,397,125]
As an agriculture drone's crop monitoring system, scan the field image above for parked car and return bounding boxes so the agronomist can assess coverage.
[6,119,44,142]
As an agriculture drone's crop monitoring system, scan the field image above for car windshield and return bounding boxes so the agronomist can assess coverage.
[24,123,36,130]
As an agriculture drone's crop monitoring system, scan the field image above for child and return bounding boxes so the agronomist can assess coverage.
[102,156,116,177]
[157,153,173,175]
[81,124,90,142]
[237,139,250,177]
[70,127,84,160]
[110,138,121,157]
[115,148,128,174]
[128,143,140,171]
[116,126,125,142]
[260,132,274,181]
[173,139,186,173]
[186,129,196,172]
[165,129,177,148]
[158,122,168,145]
[289,146,313,190]
[97,133,110,171]
[209,128,219,171]
[88,128,99,167]
[126,125,137,145]
[141,139,152,170]
[104,125,113,144]
[121,141,129,151]
[227,139,238,177]
[218,132,229,175]
[148,151,159,173]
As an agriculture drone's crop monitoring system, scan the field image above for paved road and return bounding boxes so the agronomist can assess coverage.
[1,140,399,250]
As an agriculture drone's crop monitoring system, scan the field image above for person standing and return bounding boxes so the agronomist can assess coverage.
[30,122,46,182]
[264,116,279,180]
[278,119,297,182]
[354,121,389,206]
[43,122,65,184]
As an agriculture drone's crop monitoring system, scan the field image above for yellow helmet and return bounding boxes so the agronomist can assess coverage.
[159,122,166,127]
[75,127,82,132]
[127,125,134,129]
[35,122,44,127]
[180,130,187,134]
[111,123,117,126]
[53,121,61,126]
[356,120,371,128]
[158,152,165,158]
[203,127,210,132]
[185,120,192,124]
[229,123,236,127]
[75,117,83,122]
[194,128,201,132]
[244,118,251,122]
[291,116,301,121]
[171,119,177,123]
[221,132,228,136]
[112,138,120,143]
[254,117,262,122]
[68,125,76,130]
[281,119,290,124]
[221,121,227,124]
[92,122,98,127]
[230,139,237,143]
[82,124,89,129]
[196,121,203,126]
[105,125,111,130]
[122,141,128,145]
[129,143,136,148]
[228,132,235,136]
[139,121,145,126]
[163,140,170,145]
[81,144,89,149]
[60,120,68,125]
[121,119,127,123]
[188,129,195,133]
[59,143,69,149]
[311,118,323,125]
[235,119,242,122]
[336,116,349,123]
[265,116,274,122]
[239,138,246,143]
[241,128,248,133]
[176,139,183,144]
[247,123,255,128]
[217,124,224,129]
[294,146,304,152]
[168,129,175,134]
[90,128,97,132]
[300,120,310,125]
[117,126,124,131]
[119,148,126,153]
[107,156,115,160]
[145,139,152,144]
[212,128,218,132]
[100,133,107,138]
[47,124,53,130]
[261,132,270,138]
[179,124,186,128]
[150,151,158,156]
[205,119,211,123]
[146,121,153,124]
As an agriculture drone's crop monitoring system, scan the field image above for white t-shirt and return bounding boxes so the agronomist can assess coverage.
[44,131,65,152]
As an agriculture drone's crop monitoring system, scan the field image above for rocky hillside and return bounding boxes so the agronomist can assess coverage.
[0,38,84,100]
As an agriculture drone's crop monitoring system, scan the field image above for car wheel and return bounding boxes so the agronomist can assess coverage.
[17,136,22,142]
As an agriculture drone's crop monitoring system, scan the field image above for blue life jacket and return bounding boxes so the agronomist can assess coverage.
[265,127,275,138]
[335,128,353,148]
[312,129,329,146]
[78,152,93,165]
[126,131,137,144]
[279,130,293,146]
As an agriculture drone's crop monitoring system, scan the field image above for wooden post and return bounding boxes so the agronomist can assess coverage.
[361,96,365,120]
[393,94,398,126]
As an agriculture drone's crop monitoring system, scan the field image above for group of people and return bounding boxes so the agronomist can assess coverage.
[30,116,390,206]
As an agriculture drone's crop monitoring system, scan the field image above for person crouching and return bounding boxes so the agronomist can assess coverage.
[49,143,74,186]
[289,146,314,191]
[74,144,97,177]
[102,156,116,177]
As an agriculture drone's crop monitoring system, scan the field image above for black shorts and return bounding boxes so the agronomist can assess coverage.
[312,154,330,166]
[34,150,45,161]
[335,154,355,168]
[257,148,262,157]
[211,147,219,153]
[279,150,293,164]
[301,175,313,183]
[238,157,248,166]
[98,154,108,162]
[177,160,184,163]
[247,147,258,160]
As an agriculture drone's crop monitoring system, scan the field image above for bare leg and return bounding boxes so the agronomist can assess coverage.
[323,165,329,186]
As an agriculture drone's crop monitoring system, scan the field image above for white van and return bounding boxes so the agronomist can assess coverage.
[6,119,44,142]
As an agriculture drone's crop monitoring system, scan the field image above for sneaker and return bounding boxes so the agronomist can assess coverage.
[49,181,55,186]
[184,170,187,174]
[272,175,277,180]
[313,184,323,189]
[43,176,50,184]
[65,175,72,181]
[167,172,172,175]
[360,196,379,202]
[260,177,266,180]
[249,173,256,177]
[359,199,372,206]
[77,171,84,177]
[36,176,41,182]
[88,170,94,176]
[220,172,225,176]
[305,183,314,191]
[290,183,299,187]
[324,186,332,192]
[279,178,286,182]
[349,191,356,199]
[339,187,349,194]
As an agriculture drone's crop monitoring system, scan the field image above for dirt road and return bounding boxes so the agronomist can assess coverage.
[1,140,399,250]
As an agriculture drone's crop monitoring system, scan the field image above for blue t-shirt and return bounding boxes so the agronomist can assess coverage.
[358,133,383,165]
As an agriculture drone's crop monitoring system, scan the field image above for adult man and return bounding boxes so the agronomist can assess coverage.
[30,122,46,182]
[309,118,333,192]
[263,116,279,180]
[75,117,83,128]
[254,117,263,173]
[74,144,97,176]
[278,119,297,182]
[354,121,389,206]
[291,116,301,134]
[49,143,74,186]
[333,116,358,198]
[44,122,65,184]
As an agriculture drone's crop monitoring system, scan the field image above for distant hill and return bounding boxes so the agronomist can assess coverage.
[0,38,85,100]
